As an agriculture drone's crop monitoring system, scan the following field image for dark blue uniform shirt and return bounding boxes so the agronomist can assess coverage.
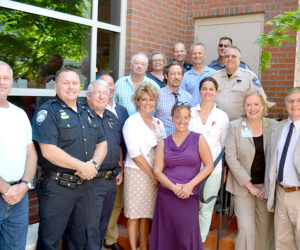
[96,109,122,171]
[32,96,106,174]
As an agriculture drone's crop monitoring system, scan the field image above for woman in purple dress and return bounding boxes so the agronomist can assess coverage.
[150,103,214,250]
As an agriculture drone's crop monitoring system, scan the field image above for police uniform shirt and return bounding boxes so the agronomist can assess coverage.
[213,67,267,121]
[32,96,106,174]
[96,109,122,171]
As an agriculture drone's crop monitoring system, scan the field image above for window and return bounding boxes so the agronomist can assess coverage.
[0,0,125,116]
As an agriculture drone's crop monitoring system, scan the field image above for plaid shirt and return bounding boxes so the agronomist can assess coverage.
[114,75,160,115]
[154,85,192,136]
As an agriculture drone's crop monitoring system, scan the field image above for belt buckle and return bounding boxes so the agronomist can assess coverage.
[77,178,83,184]
[105,171,113,180]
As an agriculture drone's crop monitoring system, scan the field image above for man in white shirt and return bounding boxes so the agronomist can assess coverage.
[265,87,300,250]
[0,61,37,250]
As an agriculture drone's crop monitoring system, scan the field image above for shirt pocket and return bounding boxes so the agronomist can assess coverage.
[57,121,78,142]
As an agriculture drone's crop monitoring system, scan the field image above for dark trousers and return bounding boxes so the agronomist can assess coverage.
[85,177,117,250]
[37,178,89,250]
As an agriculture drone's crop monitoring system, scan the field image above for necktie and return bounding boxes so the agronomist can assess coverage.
[278,122,294,183]
[172,92,178,104]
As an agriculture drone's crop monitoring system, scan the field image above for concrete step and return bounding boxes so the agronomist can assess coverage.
[116,211,237,250]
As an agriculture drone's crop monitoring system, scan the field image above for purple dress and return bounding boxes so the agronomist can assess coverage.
[150,131,203,250]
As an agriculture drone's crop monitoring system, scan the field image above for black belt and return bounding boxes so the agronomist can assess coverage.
[45,169,85,189]
[96,167,122,180]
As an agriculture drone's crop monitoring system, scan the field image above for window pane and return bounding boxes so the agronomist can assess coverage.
[0,7,91,90]
[11,0,92,18]
[97,29,120,81]
[98,0,120,26]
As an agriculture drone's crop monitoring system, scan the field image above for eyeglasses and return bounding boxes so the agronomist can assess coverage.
[176,102,191,108]
[286,98,300,105]
[224,54,237,59]
[152,59,163,63]
[218,44,229,48]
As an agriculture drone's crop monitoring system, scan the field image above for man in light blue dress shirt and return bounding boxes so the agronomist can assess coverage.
[180,43,215,106]
[154,61,192,136]
[114,52,160,115]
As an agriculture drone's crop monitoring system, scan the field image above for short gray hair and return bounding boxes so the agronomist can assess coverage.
[224,45,242,57]
[0,61,13,76]
[131,52,148,65]
[285,87,300,102]
[87,79,110,94]
[190,42,206,52]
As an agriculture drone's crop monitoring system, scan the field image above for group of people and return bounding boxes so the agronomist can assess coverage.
[0,35,299,250]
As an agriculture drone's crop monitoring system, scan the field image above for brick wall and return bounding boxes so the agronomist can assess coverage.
[125,0,187,73]
[125,0,298,119]
[185,0,298,119]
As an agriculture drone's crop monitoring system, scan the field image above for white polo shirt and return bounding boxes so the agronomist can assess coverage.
[189,104,229,174]
[0,102,32,182]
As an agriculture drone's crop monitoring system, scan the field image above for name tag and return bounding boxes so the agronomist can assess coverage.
[241,127,253,137]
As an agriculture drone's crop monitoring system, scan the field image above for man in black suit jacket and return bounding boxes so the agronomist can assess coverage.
[100,75,129,250]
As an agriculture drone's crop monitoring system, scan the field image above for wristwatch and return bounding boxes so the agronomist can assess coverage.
[21,180,34,190]
[92,160,100,170]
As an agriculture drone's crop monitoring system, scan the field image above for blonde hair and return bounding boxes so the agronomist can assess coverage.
[243,90,268,116]
[132,83,159,110]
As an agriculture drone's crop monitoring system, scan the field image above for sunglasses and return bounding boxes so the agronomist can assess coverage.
[176,102,191,108]
[218,44,229,48]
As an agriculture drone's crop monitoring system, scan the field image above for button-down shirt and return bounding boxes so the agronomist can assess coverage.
[106,101,118,118]
[32,96,106,174]
[189,104,229,174]
[96,109,122,171]
[181,66,216,106]
[277,118,300,186]
[208,58,250,71]
[113,75,160,116]
[213,67,269,121]
[154,85,192,136]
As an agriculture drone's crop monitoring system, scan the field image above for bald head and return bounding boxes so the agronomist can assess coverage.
[99,75,115,101]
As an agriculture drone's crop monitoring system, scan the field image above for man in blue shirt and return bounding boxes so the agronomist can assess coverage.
[114,52,160,115]
[181,43,216,106]
[154,61,192,136]
[208,36,250,70]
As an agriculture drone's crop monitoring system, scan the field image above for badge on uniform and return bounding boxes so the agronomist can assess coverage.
[241,121,253,137]
[252,77,262,87]
[60,110,69,120]
[36,110,48,125]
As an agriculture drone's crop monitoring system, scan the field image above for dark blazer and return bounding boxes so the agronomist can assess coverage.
[115,103,129,128]
[115,103,129,158]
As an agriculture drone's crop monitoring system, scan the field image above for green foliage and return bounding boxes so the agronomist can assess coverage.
[0,3,90,84]
[254,5,300,72]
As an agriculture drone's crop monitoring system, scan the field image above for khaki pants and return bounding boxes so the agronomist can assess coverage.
[233,184,274,250]
[105,184,123,245]
[274,184,300,250]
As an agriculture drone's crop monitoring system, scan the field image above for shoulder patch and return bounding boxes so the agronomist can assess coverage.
[252,77,262,87]
[36,110,48,125]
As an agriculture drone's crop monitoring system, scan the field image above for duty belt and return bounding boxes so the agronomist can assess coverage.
[96,166,122,180]
[45,169,85,189]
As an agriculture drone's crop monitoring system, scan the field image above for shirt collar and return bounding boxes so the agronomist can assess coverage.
[288,117,300,130]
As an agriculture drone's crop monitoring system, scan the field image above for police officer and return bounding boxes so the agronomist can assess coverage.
[212,45,273,121]
[85,79,124,250]
[32,68,107,250]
